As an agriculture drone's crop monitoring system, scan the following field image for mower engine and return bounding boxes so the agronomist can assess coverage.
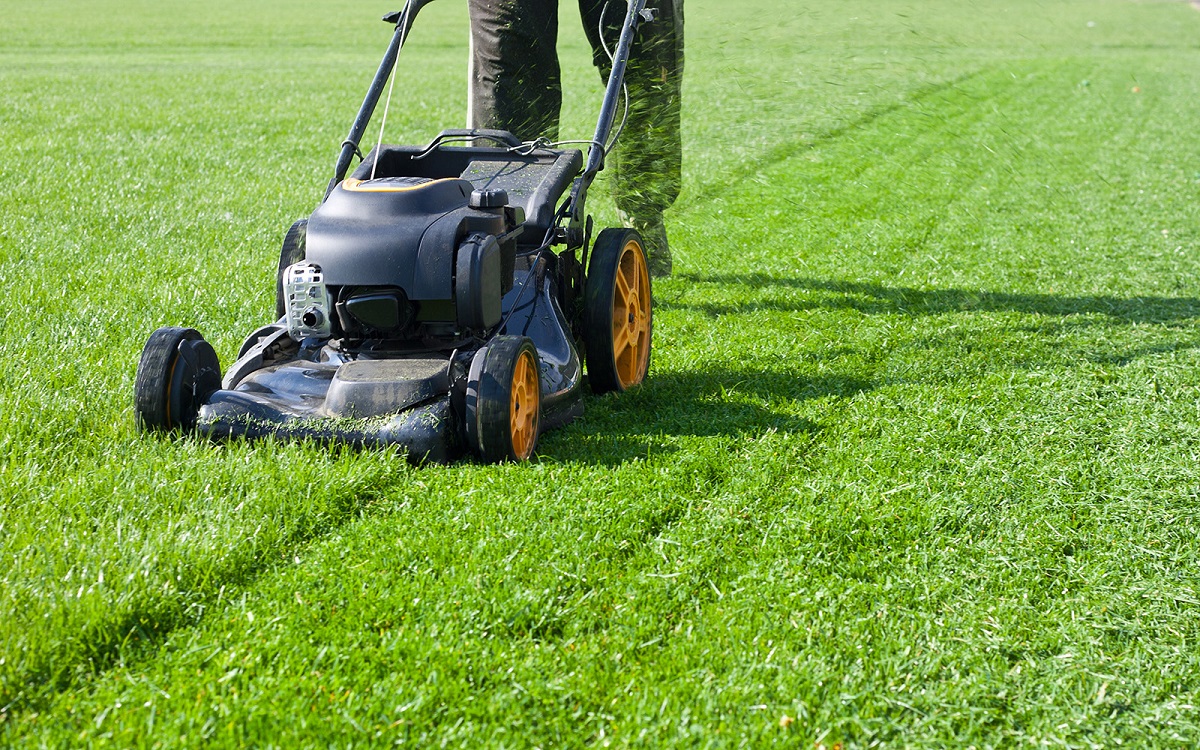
[297,175,522,348]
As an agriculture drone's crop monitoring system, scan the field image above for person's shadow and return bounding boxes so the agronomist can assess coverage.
[667,273,1200,366]
[540,273,1200,463]
[665,273,1200,326]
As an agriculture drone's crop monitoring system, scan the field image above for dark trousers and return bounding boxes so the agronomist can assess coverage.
[468,0,683,220]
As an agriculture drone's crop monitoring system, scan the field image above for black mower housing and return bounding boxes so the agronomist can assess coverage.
[306,137,582,338]
[135,0,655,463]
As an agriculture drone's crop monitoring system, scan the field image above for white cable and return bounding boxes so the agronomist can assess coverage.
[371,5,411,181]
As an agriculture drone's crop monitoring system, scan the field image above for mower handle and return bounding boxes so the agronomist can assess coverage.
[325,0,436,199]
[585,0,650,178]
[564,0,651,230]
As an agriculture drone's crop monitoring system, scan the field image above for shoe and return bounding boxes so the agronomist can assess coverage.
[626,213,672,278]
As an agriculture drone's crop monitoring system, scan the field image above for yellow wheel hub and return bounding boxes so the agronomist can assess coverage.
[611,239,652,389]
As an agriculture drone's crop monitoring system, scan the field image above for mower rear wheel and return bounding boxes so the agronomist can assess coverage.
[134,327,222,433]
[275,218,307,320]
[466,336,541,463]
[584,228,652,394]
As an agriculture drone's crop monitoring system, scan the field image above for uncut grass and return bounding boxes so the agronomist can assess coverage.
[4,0,1200,746]
[0,0,470,712]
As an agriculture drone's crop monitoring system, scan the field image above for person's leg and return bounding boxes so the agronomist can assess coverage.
[580,0,683,276]
[468,0,563,141]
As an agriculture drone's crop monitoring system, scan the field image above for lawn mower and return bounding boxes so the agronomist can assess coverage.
[133,0,655,463]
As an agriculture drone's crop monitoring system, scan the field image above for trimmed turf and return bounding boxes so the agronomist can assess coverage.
[2,0,1200,746]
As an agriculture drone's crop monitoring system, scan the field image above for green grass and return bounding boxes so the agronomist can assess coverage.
[3,0,1200,746]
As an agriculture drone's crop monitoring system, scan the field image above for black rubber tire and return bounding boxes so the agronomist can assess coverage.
[275,218,307,320]
[134,327,222,433]
[465,336,541,463]
[583,227,653,394]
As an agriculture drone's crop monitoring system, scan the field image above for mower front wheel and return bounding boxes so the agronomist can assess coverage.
[584,228,652,394]
[134,327,222,433]
[465,336,541,463]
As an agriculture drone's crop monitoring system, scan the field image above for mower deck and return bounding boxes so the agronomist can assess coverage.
[194,261,585,463]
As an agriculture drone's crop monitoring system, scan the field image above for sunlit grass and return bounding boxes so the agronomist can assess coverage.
[2,0,1200,746]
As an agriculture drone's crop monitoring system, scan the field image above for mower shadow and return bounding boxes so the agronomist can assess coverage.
[667,273,1200,325]
[537,367,872,465]
[543,273,1200,464]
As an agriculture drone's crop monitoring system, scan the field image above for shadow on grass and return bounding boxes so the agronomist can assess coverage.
[668,273,1200,325]
[539,366,873,465]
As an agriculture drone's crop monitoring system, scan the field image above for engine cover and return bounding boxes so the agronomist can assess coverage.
[304,177,473,299]
[455,233,503,330]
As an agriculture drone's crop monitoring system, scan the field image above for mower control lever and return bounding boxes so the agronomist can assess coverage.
[426,129,523,149]
[382,0,437,25]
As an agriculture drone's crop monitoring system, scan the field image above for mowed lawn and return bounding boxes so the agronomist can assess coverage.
[3,0,1200,746]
